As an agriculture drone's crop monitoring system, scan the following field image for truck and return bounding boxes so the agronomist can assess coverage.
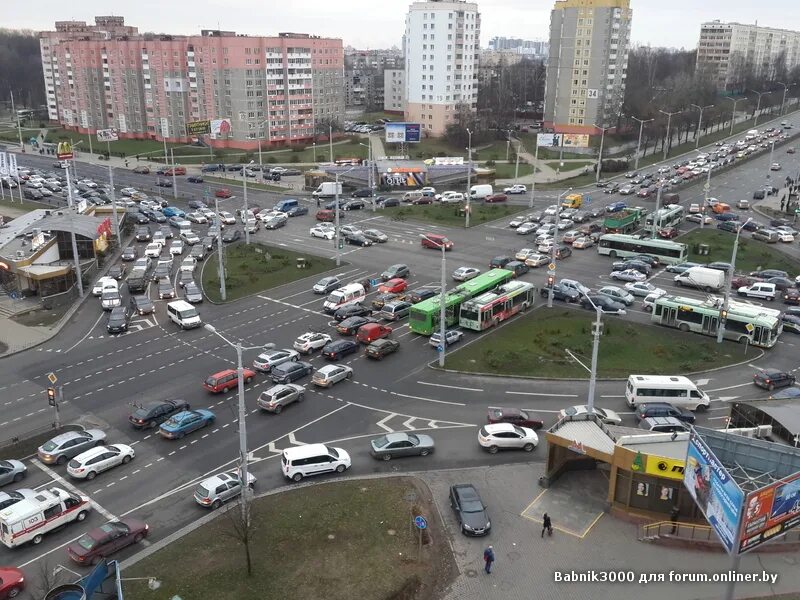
[127,268,148,293]
[673,266,726,292]
[561,193,586,209]
[603,208,643,234]
[312,182,342,199]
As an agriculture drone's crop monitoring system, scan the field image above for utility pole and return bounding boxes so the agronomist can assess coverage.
[548,188,572,308]
[465,129,473,228]
[658,110,681,161]
[421,235,448,368]
[64,166,84,297]
[750,90,770,127]
[528,135,540,209]
[214,193,226,301]
[690,103,714,149]
[716,219,753,344]
[593,124,610,183]
[632,117,654,170]
[724,97,744,136]
[9,91,24,152]
[170,148,178,199]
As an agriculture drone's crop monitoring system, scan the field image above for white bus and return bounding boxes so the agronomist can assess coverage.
[597,234,688,265]
[645,204,684,230]
[625,375,710,411]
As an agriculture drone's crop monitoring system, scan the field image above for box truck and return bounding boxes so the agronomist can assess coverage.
[312,182,343,199]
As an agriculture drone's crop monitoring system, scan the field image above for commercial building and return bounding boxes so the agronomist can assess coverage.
[404,0,481,137]
[696,21,800,92]
[38,17,345,149]
[384,69,407,114]
[543,0,632,135]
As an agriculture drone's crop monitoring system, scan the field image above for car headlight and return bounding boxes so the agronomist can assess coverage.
[463,523,474,531]
[486,520,491,528]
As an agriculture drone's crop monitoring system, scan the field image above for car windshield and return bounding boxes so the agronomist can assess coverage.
[372,436,390,448]
[76,533,98,551]
[328,448,340,459]
[461,499,484,513]
[42,440,59,451]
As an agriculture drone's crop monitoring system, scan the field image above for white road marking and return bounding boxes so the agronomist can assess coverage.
[64,312,105,354]
[706,382,753,392]
[376,414,396,432]
[389,391,465,406]
[416,381,484,392]
[505,390,578,397]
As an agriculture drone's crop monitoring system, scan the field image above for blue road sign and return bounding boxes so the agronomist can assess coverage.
[436,345,444,353]
[414,516,428,530]
[369,278,380,287]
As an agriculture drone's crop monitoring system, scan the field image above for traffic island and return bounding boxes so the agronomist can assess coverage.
[122,478,455,600]
[201,242,337,302]
[384,202,524,227]
[443,308,747,378]
[679,229,800,274]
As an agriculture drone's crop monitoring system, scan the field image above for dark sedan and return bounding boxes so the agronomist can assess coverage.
[580,294,626,315]
[121,247,138,261]
[322,340,360,360]
[345,234,373,247]
[486,407,544,430]
[369,433,434,460]
[365,338,401,359]
[222,229,242,243]
[130,295,154,315]
[334,304,372,321]
[106,306,130,334]
[129,399,191,429]
[67,518,149,564]
[611,260,651,275]
[450,484,491,536]
[336,316,376,336]
[540,283,579,303]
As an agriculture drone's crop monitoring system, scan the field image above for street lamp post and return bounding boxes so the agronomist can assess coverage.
[631,117,654,171]
[548,188,572,308]
[724,97,744,136]
[776,82,795,116]
[169,148,178,199]
[420,234,448,368]
[334,165,358,267]
[700,166,713,230]
[243,160,254,245]
[64,164,84,298]
[750,90,771,127]
[256,119,268,179]
[716,218,753,344]
[203,324,274,525]
[9,91,24,152]
[592,124,610,183]
[690,103,714,149]
[214,193,226,301]
[329,124,334,165]
[465,129,473,228]
[359,138,376,212]
[658,109,681,161]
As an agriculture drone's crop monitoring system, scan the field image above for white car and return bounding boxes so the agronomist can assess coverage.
[170,240,184,255]
[771,163,782,171]
[557,219,574,231]
[179,257,197,273]
[120,187,138,197]
[478,423,538,453]
[200,208,216,220]
[686,214,713,225]
[544,204,560,217]
[310,225,335,240]
[504,184,527,194]
[453,266,481,281]
[611,269,646,282]
[777,231,795,243]
[92,276,117,296]
[688,203,700,213]
[624,281,666,297]
[559,405,623,425]
[524,253,550,268]
[66,444,135,480]
[187,212,208,224]
[538,240,554,253]
[218,211,236,225]
[340,225,363,237]
[293,332,333,354]
[515,248,538,262]
[253,348,300,372]
[439,192,464,204]
[144,242,163,258]
[421,186,436,195]
[101,289,121,310]
[312,364,354,388]
[509,215,530,228]
[180,231,201,246]
[516,222,538,235]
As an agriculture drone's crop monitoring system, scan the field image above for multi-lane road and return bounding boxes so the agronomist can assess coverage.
[2,113,800,589]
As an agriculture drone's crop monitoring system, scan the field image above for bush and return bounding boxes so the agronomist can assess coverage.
[290,155,300,163]
[267,156,277,163]
[485,159,496,167]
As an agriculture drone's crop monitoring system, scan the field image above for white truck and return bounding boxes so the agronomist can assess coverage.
[673,266,726,292]
[312,182,343,199]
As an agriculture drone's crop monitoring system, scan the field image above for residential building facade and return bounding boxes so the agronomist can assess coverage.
[344,48,403,110]
[384,69,407,113]
[696,21,800,92]
[543,0,631,135]
[488,36,549,59]
[404,0,480,137]
[39,17,344,149]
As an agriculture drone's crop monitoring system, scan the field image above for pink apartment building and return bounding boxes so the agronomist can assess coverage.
[39,17,345,149]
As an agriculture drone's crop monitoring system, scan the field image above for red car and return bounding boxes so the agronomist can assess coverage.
[421,234,453,251]
[204,368,256,393]
[378,278,408,294]
[67,518,149,565]
[215,188,232,199]
[487,407,544,430]
[657,227,679,239]
[0,567,24,599]
[485,193,508,203]
[316,209,335,222]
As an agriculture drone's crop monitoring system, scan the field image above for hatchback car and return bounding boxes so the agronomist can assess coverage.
[313,276,341,294]
[0,460,26,487]
[67,518,149,565]
[106,306,131,334]
[453,267,481,282]
[194,472,255,509]
[753,368,796,391]
[450,484,491,537]
[478,423,538,453]
[429,329,464,348]
[378,278,408,294]
[253,349,300,372]
[322,339,359,360]
[257,384,306,413]
[370,432,435,460]
[67,444,135,480]
[37,429,107,465]
[312,364,354,388]
[159,409,216,439]
[204,368,255,393]
[486,407,543,430]
[271,360,313,384]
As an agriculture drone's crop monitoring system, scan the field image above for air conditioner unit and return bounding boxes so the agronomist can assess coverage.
[756,424,773,438]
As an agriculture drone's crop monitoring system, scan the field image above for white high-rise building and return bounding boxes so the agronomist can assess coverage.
[404,0,480,137]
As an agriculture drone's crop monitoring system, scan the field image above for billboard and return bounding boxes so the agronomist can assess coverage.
[563,134,590,148]
[187,120,212,136]
[385,122,421,143]
[97,128,119,142]
[56,141,73,160]
[160,118,170,138]
[210,119,232,139]
[381,168,425,187]
[739,471,800,554]
[0,153,7,176]
[683,432,744,554]
[8,153,18,175]
[537,133,559,147]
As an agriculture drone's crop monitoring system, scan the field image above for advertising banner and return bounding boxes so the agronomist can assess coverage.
[739,471,800,554]
[433,157,464,165]
[380,171,425,187]
[537,133,559,147]
[0,153,7,176]
[210,119,232,139]
[97,128,119,142]
[684,432,744,554]
[160,118,170,138]
[644,455,686,481]
[79,110,89,129]
[563,134,590,148]
[186,120,212,136]
[56,141,74,160]
[385,122,421,143]
[8,153,18,175]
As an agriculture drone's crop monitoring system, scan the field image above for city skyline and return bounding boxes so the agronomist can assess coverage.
[7,0,800,50]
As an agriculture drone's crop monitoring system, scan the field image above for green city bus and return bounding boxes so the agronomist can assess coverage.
[408,269,513,335]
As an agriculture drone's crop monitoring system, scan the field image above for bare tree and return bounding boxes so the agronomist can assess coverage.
[223,498,256,576]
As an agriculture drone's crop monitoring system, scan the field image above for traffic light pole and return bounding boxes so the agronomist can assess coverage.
[47,386,62,429]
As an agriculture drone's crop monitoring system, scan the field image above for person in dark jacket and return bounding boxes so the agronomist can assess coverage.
[542,513,553,537]
[483,545,495,574]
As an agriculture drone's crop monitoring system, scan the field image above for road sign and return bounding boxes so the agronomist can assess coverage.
[414,516,428,530]
[47,372,58,385]
[369,278,380,287]
[745,323,754,333]
[436,345,444,353]
[548,263,556,271]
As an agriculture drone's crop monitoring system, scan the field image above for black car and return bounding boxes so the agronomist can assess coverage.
[135,213,150,225]
[351,188,373,198]
[750,269,789,279]
[286,205,309,217]
[222,229,241,243]
[630,254,659,267]
[635,402,696,424]
[121,246,138,261]
[187,176,204,183]
[604,183,621,194]
[271,361,314,384]
[611,260,651,275]
[753,368,795,391]
[580,294,626,314]
[135,227,152,242]
[336,316,376,335]
[717,221,738,233]
[406,288,438,304]
[324,199,347,210]
[322,340,360,360]
[343,199,365,211]
[152,264,171,282]
[449,484,491,537]
[129,399,191,429]
[540,283,579,303]
[202,236,216,251]
[178,270,195,288]
[129,295,155,315]
[765,276,793,291]
[190,245,206,260]
[345,234,373,247]
[107,264,127,280]
[156,179,173,187]
[184,282,204,304]
[380,197,400,208]
[106,306,131,334]
[334,304,372,321]
[781,314,800,334]
[587,206,606,218]
[706,261,732,272]
[158,281,176,299]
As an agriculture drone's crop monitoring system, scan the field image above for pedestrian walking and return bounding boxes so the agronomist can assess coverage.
[670,506,680,534]
[483,545,495,574]
[542,513,553,537]
[125,160,129,168]
[781,198,786,212]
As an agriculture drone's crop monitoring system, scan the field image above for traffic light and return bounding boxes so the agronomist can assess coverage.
[547,274,556,287]
[47,387,56,407]
[720,309,728,321]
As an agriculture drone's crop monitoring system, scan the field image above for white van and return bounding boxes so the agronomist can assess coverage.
[402,190,424,203]
[746,129,759,140]
[323,283,366,313]
[167,300,202,329]
[281,443,351,482]
[625,375,710,411]
[469,184,494,200]
[673,266,726,292]
[737,282,777,301]
[0,487,91,548]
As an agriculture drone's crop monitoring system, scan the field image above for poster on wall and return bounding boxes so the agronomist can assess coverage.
[739,471,800,554]
[380,169,425,187]
[563,134,590,148]
[210,119,232,139]
[385,123,421,143]
[187,120,212,136]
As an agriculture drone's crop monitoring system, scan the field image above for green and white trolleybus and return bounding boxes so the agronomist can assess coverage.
[459,280,536,331]
[597,233,688,265]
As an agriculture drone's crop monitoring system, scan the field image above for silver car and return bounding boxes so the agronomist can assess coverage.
[257,384,306,413]
[194,471,256,509]
[0,488,36,510]
[37,429,107,465]
[0,460,27,487]
[363,229,388,243]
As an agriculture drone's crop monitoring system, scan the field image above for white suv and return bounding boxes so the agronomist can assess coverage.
[478,423,538,453]
[737,282,776,301]
[281,443,351,482]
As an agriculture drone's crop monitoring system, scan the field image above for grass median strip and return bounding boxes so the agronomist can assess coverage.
[123,478,454,600]
[679,229,800,275]
[384,202,524,228]
[445,308,745,378]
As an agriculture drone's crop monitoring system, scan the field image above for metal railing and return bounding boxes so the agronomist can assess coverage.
[640,520,800,546]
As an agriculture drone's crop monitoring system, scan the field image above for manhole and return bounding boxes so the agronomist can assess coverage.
[387,529,396,536]
[327,534,335,540]
[465,569,479,578]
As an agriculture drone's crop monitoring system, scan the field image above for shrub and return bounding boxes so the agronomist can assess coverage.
[485,159,496,167]
[290,155,300,163]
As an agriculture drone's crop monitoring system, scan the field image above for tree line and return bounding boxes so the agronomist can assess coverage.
[0,29,45,110]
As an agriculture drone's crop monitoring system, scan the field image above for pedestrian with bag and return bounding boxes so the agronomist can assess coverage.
[542,513,553,537]
[483,545,495,574]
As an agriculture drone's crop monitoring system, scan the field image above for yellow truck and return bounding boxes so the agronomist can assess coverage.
[560,193,585,209]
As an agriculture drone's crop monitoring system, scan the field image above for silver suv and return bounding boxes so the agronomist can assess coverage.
[256,384,305,414]
[194,471,256,509]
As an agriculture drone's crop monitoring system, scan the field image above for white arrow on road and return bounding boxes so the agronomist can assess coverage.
[267,442,281,454]
[287,432,305,446]
[376,414,396,432]
[695,378,711,386]
[713,396,739,403]
[402,417,417,430]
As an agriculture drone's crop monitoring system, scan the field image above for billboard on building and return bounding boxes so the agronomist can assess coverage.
[739,471,800,554]
[683,432,744,554]
[563,134,590,148]
[210,119,232,139]
[187,120,212,136]
[0,153,7,176]
[97,128,119,142]
[537,133,559,147]
[385,122,421,143]
[381,167,425,187]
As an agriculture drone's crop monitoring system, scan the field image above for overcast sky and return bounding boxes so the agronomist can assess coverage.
[6,0,800,50]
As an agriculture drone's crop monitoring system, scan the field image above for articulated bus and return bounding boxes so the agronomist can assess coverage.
[459,281,536,331]
[645,204,684,230]
[597,233,688,265]
[651,295,782,348]
[408,269,514,335]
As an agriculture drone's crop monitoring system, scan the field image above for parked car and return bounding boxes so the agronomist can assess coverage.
[67,518,149,564]
[450,484,491,536]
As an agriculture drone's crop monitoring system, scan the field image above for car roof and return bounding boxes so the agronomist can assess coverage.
[484,423,517,433]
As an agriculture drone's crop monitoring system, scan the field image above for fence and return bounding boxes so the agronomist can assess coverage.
[640,520,800,547]
[41,284,79,310]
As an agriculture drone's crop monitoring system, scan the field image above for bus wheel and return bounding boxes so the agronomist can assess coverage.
[609,251,617,258]
[738,336,748,344]
[678,323,689,332]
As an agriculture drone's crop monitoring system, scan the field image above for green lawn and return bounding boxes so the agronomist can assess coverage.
[445,308,746,378]
[384,202,524,228]
[536,172,600,190]
[487,162,535,179]
[201,175,293,194]
[0,196,43,213]
[679,229,800,275]
[123,478,452,600]
[403,138,509,162]
[202,242,337,302]
[544,160,596,171]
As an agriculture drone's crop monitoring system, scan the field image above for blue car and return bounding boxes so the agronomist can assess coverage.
[163,206,186,218]
[158,409,216,439]
[286,205,309,217]
[201,165,220,173]
[605,201,627,213]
